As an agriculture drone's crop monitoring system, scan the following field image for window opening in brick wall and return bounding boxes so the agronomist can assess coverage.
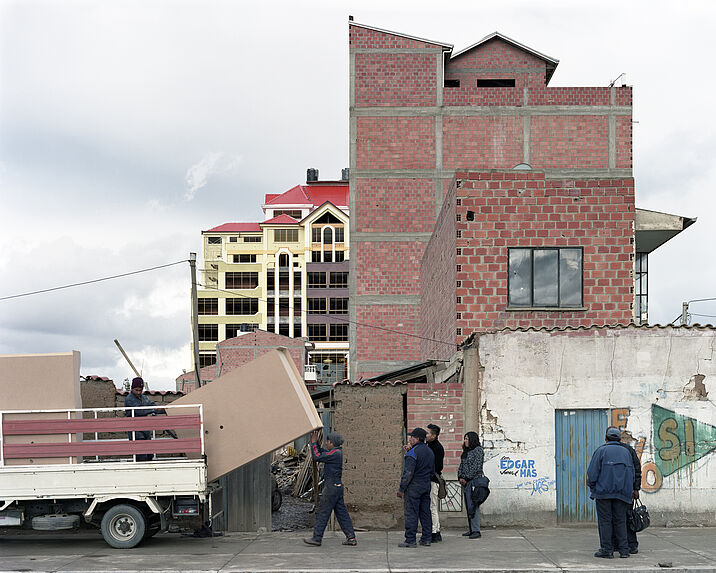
[198,324,218,341]
[226,297,258,315]
[457,312,462,320]
[457,328,462,336]
[308,272,326,288]
[199,352,216,368]
[457,264,462,272]
[456,214,461,221]
[477,79,515,87]
[456,199,462,206]
[329,272,348,288]
[457,230,462,238]
[444,78,460,87]
[457,296,461,304]
[198,298,218,315]
[457,280,461,287]
[243,235,261,243]
[225,272,259,289]
[308,298,327,314]
[466,210,475,221]
[508,247,583,308]
[457,248,461,256]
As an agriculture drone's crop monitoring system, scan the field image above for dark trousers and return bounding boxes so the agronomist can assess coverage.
[463,480,481,533]
[128,430,153,462]
[612,506,638,551]
[404,487,432,544]
[313,484,355,542]
[595,498,629,554]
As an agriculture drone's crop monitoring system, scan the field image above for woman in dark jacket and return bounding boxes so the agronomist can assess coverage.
[457,431,484,539]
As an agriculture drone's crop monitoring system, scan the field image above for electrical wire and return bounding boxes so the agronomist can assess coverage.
[690,313,716,319]
[197,282,458,348]
[0,260,188,301]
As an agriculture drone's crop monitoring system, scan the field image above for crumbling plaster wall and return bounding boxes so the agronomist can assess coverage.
[477,326,716,526]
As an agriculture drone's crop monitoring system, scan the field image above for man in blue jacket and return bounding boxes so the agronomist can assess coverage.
[587,426,635,559]
[397,427,435,548]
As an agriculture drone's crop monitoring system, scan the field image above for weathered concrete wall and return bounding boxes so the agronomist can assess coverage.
[478,325,716,526]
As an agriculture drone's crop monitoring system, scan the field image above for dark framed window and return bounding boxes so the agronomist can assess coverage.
[207,236,221,245]
[274,210,302,219]
[233,254,257,263]
[243,235,261,243]
[308,298,327,314]
[226,297,259,315]
[229,236,238,243]
[199,352,216,368]
[225,272,259,289]
[266,298,275,317]
[329,272,348,288]
[312,250,322,263]
[294,323,302,338]
[308,272,326,288]
[308,323,327,341]
[274,228,298,242]
[508,247,583,308]
[335,227,345,243]
[334,250,345,262]
[312,227,321,243]
[330,297,348,314]
[198,298,218,315]
[329,323,349,341]
[226,323,257,338]
[198,324,218,341]
[278,323,290,337]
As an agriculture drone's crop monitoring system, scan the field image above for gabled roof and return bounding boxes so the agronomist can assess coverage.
[261,213,300,225]
[204,223,261,233]
[350,20,453,51]
[264,184,348,209]
[451,31,559,83]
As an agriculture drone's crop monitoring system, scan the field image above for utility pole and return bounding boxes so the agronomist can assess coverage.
[681,302,689,326]
[190,253,202,388]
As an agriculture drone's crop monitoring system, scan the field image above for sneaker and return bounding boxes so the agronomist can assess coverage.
[432,532,442,542]
[619,553,630,559]
[419,540,431,546]
[630,548,639,554]
[342,538,357,546]
[398,541,417,548]
[469,531,482,539]
[594,550,614,559]
[462,531,473,536]
[303,538,321,546]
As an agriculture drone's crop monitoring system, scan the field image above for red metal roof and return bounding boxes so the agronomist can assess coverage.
[261,214,300,225]
[264,183,348,208]
[204,222,262,233]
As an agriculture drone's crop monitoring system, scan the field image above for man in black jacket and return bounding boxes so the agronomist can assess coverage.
[426,423,445,543]
[397,428,434,548]
[612,435,642,554]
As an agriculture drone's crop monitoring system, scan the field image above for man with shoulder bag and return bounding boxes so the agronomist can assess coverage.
[612,432,643,554]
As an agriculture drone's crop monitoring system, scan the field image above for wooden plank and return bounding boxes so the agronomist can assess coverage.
[2,415,201,435]
[3,438,202,458]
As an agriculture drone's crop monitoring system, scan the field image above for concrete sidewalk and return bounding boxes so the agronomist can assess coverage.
[0,527,714,572]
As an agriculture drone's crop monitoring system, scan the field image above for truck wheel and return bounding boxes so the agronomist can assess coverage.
[101,504,146,549]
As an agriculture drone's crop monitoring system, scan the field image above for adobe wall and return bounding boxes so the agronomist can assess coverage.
[350,23,633,380]
[477,326,716,527]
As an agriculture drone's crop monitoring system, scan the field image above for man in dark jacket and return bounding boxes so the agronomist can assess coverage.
[587,426,635,559]
[124,377,164,462]
[397,427,435,548]
[426,423,445,542]
[304,430,357,547]
[612,436,642,554]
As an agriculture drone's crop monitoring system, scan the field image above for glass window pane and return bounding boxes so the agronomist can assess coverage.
[509,249,532,306]
[533,250,558,306]
[559,249,582,306]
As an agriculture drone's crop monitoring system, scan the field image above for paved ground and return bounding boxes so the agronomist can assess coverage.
[1,526,714,572]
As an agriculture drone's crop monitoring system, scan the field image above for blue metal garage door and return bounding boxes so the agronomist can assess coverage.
[555,409,608,522]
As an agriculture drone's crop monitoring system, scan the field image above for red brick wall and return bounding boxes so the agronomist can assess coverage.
[421,170,634,355]
[354,179,436,233]
[445,38,548,88]
[443,116,524,169]
[406,382,465,474]
[530,116,609,168]
[356,305,421,363]
[356,117,435,170]
[354,54,437,107]
[355,242,424,296]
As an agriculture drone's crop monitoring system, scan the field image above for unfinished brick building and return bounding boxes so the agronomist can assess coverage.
[349,22,692,379]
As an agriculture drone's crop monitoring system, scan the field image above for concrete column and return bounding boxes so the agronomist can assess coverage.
[462,341,481,434]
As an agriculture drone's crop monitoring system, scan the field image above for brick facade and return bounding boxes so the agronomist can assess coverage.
[350,23,633,380]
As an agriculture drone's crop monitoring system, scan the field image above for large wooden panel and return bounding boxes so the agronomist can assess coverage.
[171,348,321,482]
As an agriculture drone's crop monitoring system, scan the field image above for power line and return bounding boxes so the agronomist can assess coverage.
[690,313,716,319]
[0,260,188,301]
[198,283,458,348]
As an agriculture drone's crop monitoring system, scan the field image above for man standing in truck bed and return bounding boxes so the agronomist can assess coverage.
[124,377,164,462]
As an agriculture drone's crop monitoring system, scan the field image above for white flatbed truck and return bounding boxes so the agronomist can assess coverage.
[0,404,210,548]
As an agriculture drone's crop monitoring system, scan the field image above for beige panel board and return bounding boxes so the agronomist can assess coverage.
[171,348,321,482]
[0,352,82,465]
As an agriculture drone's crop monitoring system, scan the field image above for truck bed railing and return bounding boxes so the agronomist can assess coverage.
[0,404,204,466]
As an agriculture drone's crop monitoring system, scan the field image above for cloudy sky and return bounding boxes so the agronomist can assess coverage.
[1,0,714,390]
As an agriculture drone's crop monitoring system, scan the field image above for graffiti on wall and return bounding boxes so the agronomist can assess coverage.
[612,405,716,493]
[516,476,556,496]
[499,456,537,477]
